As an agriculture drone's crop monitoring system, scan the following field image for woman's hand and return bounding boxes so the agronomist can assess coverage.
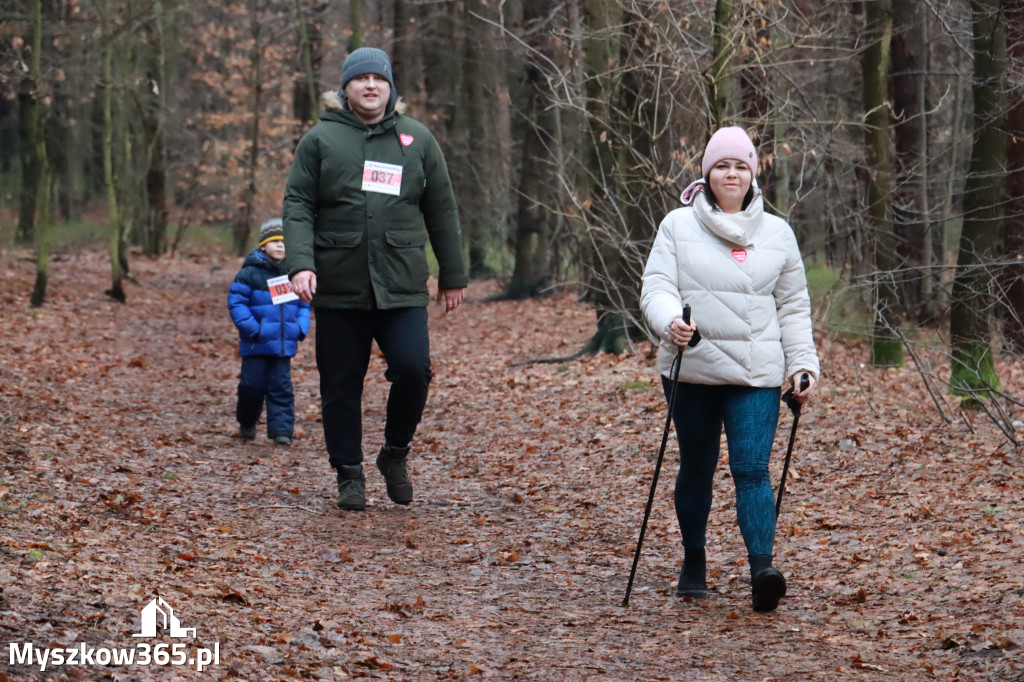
[669,316,696,349]
[791,373,817,404]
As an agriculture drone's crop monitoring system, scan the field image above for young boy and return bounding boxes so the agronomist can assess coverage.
[228,218,311,444]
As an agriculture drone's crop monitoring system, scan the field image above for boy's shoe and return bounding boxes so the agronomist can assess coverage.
[273,435,291,445]
[336,465,366,511]
[239,425,257,440]
[376,444,412,505]
[751,567,787,612]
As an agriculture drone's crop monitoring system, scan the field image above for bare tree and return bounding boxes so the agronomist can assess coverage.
[503,0,560,300]
[891,0,940,323]
[16,0,41,245]
[294,0,320,124]
[27,0,51,307]
[862,0,904,366]
[98,0,127,302]
[950,0,1006,396]
[1003,0,1024,354]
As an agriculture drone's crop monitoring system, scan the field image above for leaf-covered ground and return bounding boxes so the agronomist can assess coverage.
[1,249,1022,681]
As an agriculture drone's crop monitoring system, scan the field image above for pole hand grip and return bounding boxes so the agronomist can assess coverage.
[782,372,810,414]
[681,304,701,347]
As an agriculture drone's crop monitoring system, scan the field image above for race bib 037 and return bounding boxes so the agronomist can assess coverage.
[362,161,403,196]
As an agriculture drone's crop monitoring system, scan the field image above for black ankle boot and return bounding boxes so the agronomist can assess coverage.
[749,554,786,612]
[676,547,708,597]
[336,465,366,511]
[376,443,412,505]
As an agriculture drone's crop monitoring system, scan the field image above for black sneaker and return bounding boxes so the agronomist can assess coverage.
[751,567,787,612]
[273,435,291,445]
[336,465,365,511]
[375,444,412,505]
[239,425,256,440]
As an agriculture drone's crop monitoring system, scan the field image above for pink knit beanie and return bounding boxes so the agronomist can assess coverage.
[701,127,758,177]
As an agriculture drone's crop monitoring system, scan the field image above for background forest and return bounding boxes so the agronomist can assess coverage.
[1,0,1022,413]
[1,3,1023,678]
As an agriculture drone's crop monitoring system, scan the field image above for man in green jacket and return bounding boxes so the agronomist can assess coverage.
[283,47,467,512]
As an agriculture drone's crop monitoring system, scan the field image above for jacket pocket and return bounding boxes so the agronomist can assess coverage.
[314,231,366,296]
[384,231,429,294]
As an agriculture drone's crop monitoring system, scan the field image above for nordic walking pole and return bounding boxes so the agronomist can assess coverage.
[775,372,810,517]
[622,304,698,607]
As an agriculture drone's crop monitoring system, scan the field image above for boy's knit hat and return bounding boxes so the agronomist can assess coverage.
[701,127,758,177]
[258,218,284,247]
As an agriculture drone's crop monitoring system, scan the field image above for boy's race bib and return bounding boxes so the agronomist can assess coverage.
[268,275,299,305]
[361,161,403,196]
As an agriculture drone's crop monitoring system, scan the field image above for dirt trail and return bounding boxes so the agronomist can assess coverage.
[1,249,1022,681]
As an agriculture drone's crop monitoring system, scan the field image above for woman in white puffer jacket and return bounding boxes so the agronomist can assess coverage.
[640,127,819,612]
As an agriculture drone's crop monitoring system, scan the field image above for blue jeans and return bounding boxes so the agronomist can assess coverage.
[237,355,294,437]
[662,379,781,559]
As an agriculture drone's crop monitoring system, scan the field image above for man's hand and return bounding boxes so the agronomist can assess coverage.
[437,288,465,314]
[291,270,317,303]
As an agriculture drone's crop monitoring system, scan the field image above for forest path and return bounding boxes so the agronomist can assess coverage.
[1,249,1022,680]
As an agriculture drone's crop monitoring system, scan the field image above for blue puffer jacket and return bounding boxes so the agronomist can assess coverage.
[228,249,311,357]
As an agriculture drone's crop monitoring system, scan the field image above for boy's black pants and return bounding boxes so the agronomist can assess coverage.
[237,355,294,438]
[314,307,431,468]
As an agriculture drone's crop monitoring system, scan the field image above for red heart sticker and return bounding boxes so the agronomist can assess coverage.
[400,134,414,146]
[732,248,747,263]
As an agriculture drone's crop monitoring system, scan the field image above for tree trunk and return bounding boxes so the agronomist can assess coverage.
[950,0,1006,395]
[30,161,52,308]
[578,0,630,354]
[890,0,930,322]
[233,0,263,257]
[295,0,319,124]
[50,86,72,222]
[862,0,904,366]
[506,63,555,299]
[101,0,126,303]
[1002,2,1024,354]
[28,0,50,307]
[17,70,39,244]
[708,0,736,130]
[740,4,774,205]
[116,0,134,274]
[393,0,422,103]
[441,1,504,280]
[917,8,942,325]
[141,0,169,257]
[349,0,364,52]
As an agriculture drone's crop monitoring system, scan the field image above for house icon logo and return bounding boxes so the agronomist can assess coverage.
[132,596,196,638]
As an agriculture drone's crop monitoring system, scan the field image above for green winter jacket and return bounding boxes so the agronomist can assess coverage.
[283,101,466,309]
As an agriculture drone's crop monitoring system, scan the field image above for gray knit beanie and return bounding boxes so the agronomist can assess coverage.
[341,47,395,91]
[339,47,398,114]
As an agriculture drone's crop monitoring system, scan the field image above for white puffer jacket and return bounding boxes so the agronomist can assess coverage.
[640,191,819,387]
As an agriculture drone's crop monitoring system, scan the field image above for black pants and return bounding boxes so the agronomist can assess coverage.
[236,355,294,438]
[315,307,431,468]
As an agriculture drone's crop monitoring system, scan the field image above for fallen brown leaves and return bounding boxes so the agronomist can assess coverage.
[0,248,1022,680]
